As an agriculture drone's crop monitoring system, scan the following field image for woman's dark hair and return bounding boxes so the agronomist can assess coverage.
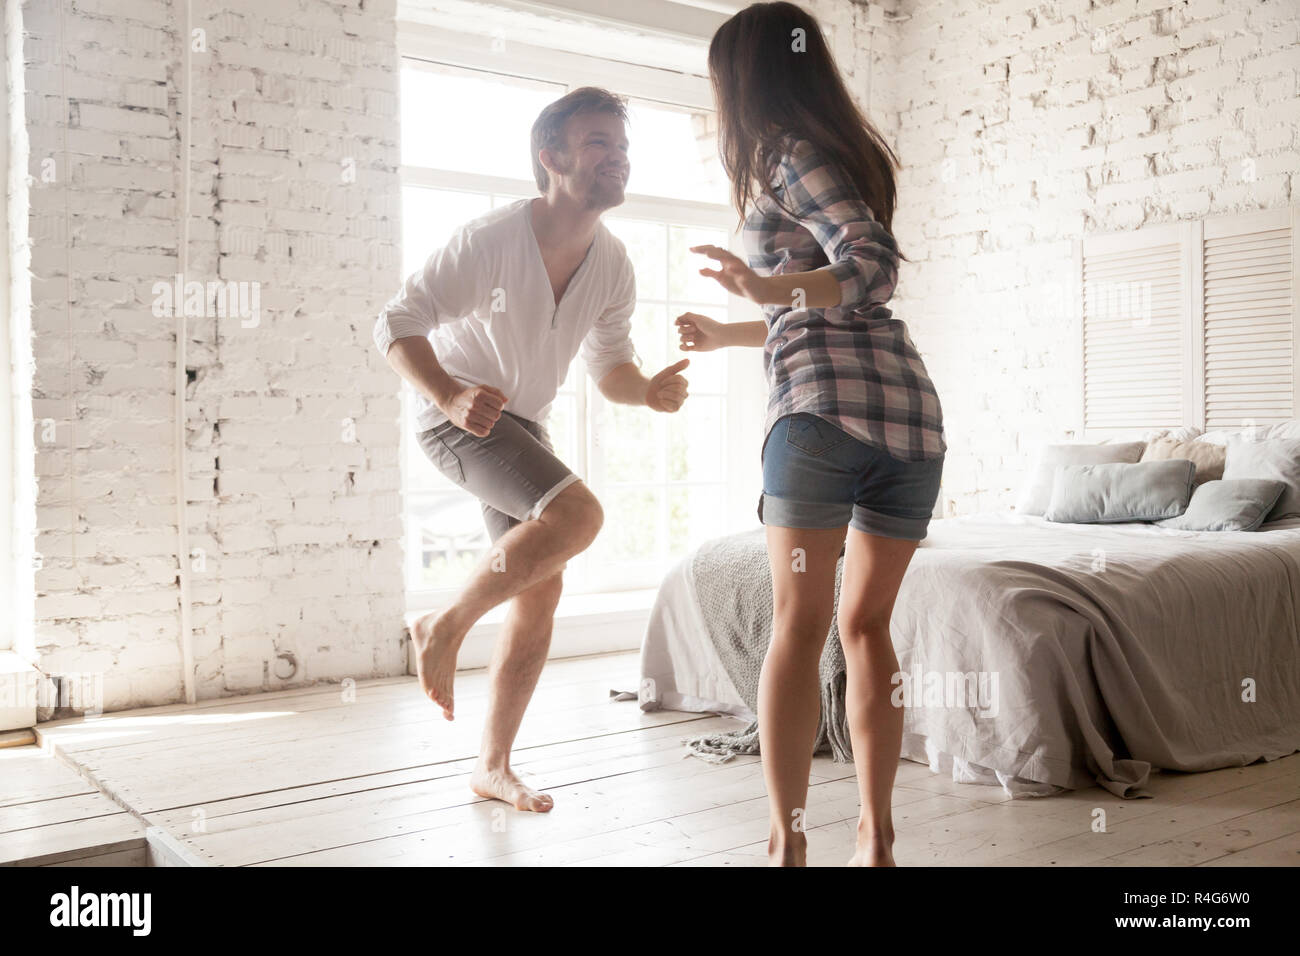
[707,2,901,235]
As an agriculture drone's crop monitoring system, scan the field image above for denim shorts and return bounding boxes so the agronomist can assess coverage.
[416,411,580,543]
[759,413,945,541]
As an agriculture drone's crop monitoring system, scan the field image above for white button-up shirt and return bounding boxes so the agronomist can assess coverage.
[374,198,638,431]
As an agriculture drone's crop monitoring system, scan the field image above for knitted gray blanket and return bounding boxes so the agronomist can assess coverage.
[683,528,853,763]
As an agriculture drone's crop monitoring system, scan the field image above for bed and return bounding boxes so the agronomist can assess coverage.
[638,511,1300,798]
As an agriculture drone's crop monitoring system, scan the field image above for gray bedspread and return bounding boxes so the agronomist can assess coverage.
[684,514,1300,797]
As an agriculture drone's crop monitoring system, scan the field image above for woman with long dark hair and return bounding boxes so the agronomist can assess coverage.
[677,1,946,866]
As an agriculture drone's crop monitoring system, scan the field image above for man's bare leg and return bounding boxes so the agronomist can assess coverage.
[411,481,602,719]
[469,570,563,812]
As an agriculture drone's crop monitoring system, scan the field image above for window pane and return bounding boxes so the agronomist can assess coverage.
[604,218,667,301]
[626,99,727,204]
[410,493,489,590]
[597,487,662,563]
[402,186,492,275]
[545,394,579,471]
[629,302,668,377]
[599,401,663,484]
[667,396,723,482]
[669,485,725,554]
[669,225,730,304]
[401,62,563,179]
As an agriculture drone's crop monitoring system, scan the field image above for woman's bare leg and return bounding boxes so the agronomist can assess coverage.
[760,524,848,866]
[836,528,919,866]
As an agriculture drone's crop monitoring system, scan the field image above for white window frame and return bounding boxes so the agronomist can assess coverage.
[396,28,766,613]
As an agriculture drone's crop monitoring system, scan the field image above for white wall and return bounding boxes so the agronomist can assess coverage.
[882,0,1300,515]
[22,0,406,710]
[6,0,34,659]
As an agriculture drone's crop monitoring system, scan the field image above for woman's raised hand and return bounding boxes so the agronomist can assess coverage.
[690,244,768,303]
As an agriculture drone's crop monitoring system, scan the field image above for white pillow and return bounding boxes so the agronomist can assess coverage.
[1223,436,1300,520]
[1267,420,1300,441]
[1201,423,1275,446]
[1100,426,1197,444]
[1016,441,1148,516]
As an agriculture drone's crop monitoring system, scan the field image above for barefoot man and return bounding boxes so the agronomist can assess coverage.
[374,87,689,812]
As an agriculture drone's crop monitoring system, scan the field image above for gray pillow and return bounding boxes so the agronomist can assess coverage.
[1156,479,1287,531]
[1044,459,1195,523]
[1222,436,1300,520]
[1017,441,1146,516]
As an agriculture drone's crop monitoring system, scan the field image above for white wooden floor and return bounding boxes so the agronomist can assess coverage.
[0,746,147,866]
[10,651,1300,866]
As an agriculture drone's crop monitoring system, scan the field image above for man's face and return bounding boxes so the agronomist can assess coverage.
[544,111,630,211]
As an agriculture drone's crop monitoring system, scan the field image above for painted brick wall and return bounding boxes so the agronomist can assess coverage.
[22,0,406,710]
[882,0,1300,516]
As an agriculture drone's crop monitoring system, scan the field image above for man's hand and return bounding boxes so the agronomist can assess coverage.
[442,384,508,437]
[690,244,768,303]
[645,359,689,413]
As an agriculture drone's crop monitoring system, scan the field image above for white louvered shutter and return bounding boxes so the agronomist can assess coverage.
[1201,209,1296,429]
[1081,226,1188,432]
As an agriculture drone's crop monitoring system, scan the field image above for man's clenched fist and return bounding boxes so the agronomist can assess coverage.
[444,384,508,437]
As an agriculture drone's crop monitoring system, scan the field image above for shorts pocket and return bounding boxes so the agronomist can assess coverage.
[784,414,853,457]
[429,433,466,484]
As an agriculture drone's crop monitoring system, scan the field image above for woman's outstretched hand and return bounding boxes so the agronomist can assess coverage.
[675,312,727,352]
[690,244,768,303]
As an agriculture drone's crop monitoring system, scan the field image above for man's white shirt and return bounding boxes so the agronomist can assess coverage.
[374,197,638,432]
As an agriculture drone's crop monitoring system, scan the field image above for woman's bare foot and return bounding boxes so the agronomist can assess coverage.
[768,829,807,866]
[848,825,896,866]
[411,609,464,720]
[470,764,554,812]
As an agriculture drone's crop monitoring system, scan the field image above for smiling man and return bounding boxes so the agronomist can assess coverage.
[374,87,690,812]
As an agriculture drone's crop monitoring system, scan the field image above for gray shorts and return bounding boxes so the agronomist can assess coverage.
[416,411,581,543]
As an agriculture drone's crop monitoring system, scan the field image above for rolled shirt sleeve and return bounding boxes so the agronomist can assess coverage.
[580,256,638,383]
[779,139,900,312]
[373,225,489,356]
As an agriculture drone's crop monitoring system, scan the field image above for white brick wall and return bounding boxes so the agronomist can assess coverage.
[884,0,1299,516]
[23,0,406,711]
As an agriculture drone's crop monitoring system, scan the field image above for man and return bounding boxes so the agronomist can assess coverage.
[374,87,689,812]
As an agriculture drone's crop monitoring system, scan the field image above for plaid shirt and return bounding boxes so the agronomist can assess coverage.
[745,138,946,463]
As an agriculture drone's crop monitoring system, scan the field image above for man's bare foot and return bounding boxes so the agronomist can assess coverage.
[848,826,896,866]
[411,609,464,720]
[768,830,807,867]
[470,764,554,812]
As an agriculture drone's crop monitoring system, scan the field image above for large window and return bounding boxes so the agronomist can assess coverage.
[397,54,756,604]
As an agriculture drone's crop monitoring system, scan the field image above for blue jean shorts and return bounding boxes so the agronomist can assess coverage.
[759,413,945,541]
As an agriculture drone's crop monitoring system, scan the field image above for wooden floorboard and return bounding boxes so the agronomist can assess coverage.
[13,652,1300,866]
[0,746,146,866]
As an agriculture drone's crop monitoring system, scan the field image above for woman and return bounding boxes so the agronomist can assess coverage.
[677,1,946,867]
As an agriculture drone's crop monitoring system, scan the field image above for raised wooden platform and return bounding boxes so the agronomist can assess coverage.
[11,652,1300,866]
[0,746,147,866]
